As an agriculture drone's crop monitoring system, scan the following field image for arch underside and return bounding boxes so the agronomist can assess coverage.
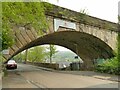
[9,31,114,70]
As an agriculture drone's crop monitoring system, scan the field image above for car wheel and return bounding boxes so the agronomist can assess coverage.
[15,66,17,69]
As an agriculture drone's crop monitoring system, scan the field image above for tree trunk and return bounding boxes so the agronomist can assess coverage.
[25,49,28,64]
[50,45,52,63]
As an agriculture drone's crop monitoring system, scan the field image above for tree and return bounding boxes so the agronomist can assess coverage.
[2,28,14,51]
[2,2,51,50]
[14,46,47,63]
[46,45,58,63]
[27,46,46,63]
[24,49,28,64]
[13,52,26,62]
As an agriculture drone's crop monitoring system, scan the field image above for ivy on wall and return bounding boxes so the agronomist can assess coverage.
[2,2,52,50]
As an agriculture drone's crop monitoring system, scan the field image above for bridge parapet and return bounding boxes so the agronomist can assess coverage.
[44,2,117,32]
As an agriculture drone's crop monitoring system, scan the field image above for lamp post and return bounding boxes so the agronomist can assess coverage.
[74,43,81,70]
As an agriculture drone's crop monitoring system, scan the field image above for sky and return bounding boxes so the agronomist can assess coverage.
[44,0,119,51]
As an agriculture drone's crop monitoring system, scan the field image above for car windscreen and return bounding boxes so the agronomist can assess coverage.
[7,60,16,64]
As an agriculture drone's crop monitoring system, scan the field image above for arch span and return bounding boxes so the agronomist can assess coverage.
[9,31,114,70]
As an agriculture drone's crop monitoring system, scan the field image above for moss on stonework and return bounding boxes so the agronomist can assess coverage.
[43,2,117,31]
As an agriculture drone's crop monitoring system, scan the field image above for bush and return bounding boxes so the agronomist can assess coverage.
[95,57,120,75]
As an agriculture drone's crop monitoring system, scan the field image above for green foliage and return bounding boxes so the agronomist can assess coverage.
[79,9,88,24]
[95,16,119,75]
[13,52,26,62]
[2,2,48,30]
[48,4,117,31]
[14,46,47,63]
[2,27,14,50]
[95,57,119,75]
[0,2,1,51]
[46,45,58,63]
[27,46,46,63]
[2,2,49,50]
[52,51,80,62]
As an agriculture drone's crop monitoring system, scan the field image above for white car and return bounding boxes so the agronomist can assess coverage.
[6,60,17,69]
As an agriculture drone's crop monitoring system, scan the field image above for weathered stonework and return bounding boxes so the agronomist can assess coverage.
[3,3,118,70]
[78,23,117,50]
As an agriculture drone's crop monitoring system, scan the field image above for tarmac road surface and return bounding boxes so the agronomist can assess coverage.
[2,63,119,88]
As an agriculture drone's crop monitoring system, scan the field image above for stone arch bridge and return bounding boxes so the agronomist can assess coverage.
[3,3,118,70]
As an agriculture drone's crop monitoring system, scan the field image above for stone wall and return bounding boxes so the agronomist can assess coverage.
[27,62,59,70]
